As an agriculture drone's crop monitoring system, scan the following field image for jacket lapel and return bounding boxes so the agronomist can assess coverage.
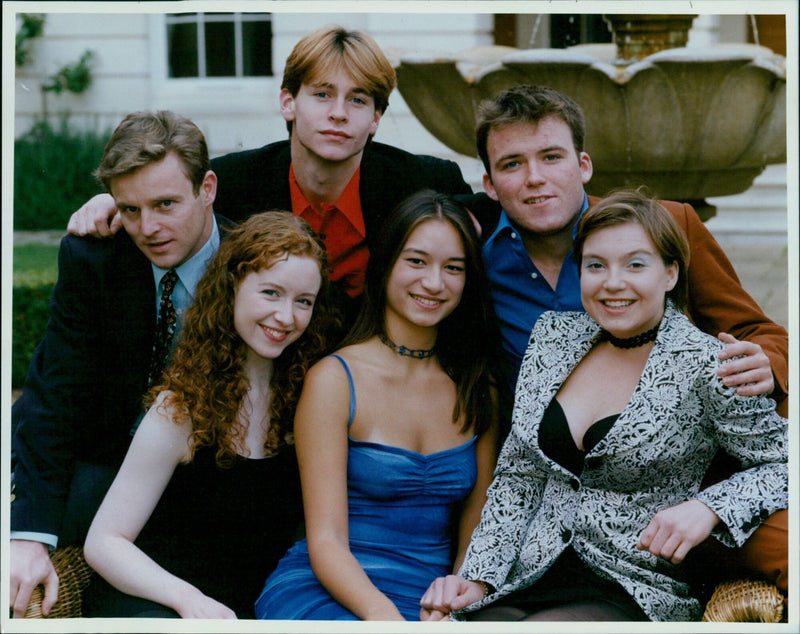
[585,306,707,460]
[513,311,599,470]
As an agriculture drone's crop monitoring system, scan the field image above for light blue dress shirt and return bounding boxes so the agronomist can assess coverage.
[151,216,221,351]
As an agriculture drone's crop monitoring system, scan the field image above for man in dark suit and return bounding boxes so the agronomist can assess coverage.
[68,25,472,324]
[10,111,225,617]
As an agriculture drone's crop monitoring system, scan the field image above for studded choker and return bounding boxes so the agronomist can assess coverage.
[379,333,435,359]
[599,323,660,349]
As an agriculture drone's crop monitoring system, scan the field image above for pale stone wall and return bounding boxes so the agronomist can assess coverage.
[12,10,490,186]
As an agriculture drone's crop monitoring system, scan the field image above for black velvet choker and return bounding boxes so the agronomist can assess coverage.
[379,333,435,359]
[599,323,660,349]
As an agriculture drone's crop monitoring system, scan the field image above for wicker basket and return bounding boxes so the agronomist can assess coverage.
[702,579,784,623]
[24,545,93,618]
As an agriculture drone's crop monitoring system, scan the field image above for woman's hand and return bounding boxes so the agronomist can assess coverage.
[174,586,237,619]
[419,607,451,621]
[717,333,774,397]
[637,499,719,564]
[419,575,486,620]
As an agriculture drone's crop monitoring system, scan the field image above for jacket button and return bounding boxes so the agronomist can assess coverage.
[561,529,572,543]
[570,478,580,491]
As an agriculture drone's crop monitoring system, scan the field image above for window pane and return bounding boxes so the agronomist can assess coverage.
[168,22,198,77]
[242,20,272,76]
[205,21,235,76]
[549,14,611,48]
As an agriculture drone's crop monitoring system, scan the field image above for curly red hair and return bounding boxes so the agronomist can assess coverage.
[146,212,336,466]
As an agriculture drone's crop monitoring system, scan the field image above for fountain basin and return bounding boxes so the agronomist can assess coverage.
[396,43,785,215]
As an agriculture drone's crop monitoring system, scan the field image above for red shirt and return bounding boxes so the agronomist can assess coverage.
[289,165,368,298]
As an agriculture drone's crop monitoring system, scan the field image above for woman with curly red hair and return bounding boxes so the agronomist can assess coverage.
[83,212,336,618]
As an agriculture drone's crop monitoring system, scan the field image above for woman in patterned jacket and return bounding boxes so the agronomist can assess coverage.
[420,189,788,622]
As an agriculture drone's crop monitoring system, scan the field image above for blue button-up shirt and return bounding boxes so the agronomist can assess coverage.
[483,194,589,380]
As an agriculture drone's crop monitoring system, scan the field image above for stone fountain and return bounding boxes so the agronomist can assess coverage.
[395,15,786,220]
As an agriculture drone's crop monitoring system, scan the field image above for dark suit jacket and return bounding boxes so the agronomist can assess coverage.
[458,192,789,410]
[11,215,231,536]
[210,140,473,252]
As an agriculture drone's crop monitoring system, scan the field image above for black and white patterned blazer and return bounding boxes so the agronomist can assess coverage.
[457,305,788,621]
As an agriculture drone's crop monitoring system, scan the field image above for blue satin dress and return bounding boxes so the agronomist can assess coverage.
[255,355,478,621]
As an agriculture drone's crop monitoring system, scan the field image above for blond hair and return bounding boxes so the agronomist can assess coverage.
[282,25,396,132]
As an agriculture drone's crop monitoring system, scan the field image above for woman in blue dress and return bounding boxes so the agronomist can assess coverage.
[256,190,502,621]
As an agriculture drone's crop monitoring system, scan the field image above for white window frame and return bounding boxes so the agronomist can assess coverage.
[148,14,277,114]
[164,12,273,79]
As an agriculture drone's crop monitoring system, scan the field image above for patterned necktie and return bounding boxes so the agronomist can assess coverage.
[148,268,179,386]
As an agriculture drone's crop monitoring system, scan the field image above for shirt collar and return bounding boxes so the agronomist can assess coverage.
[572,192,590,240]
[485,207,516,245]
[486,191,590,246]
[288,165,365,236]
[151,216,220,297]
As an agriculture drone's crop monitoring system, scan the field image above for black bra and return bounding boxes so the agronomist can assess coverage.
[538,399,619,476]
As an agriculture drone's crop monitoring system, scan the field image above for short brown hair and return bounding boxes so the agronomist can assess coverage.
[95,110,209,195]
[477,85,586,177]
[574,189,690,311]
[281,25,396,132]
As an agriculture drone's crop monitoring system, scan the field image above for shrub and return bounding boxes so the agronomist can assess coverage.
[12,284,53,388]
[14,118,108,230]
[12,243,59,388]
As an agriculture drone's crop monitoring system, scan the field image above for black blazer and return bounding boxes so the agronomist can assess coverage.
[11,215,232,536]
[210,140,473,253]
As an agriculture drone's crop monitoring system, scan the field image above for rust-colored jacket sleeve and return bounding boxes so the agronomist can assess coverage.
[663,200,788,411]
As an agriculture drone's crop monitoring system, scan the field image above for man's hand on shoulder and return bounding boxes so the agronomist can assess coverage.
[9,539,59,617]
[67,193,122,238]
[717,332,775,397]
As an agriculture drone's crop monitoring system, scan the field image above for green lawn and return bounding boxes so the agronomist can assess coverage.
[12,243,59,387]
[13,243,60,286]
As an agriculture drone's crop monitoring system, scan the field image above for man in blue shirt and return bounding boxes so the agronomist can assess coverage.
[464,85,787,415]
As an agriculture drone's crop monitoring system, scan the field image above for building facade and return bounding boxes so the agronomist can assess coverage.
[11,8,789,233]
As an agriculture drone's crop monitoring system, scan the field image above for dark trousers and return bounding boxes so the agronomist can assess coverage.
[58,461,118,547]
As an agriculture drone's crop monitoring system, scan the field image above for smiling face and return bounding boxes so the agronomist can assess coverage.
[112,152,216,270]
[233,255,322,365]
[483,116,592,241]
[280,69,381,167]
[580,221,678,339]
[384,219,467,335]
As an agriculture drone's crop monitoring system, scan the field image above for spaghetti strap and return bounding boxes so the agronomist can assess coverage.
[329,355,356,428]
